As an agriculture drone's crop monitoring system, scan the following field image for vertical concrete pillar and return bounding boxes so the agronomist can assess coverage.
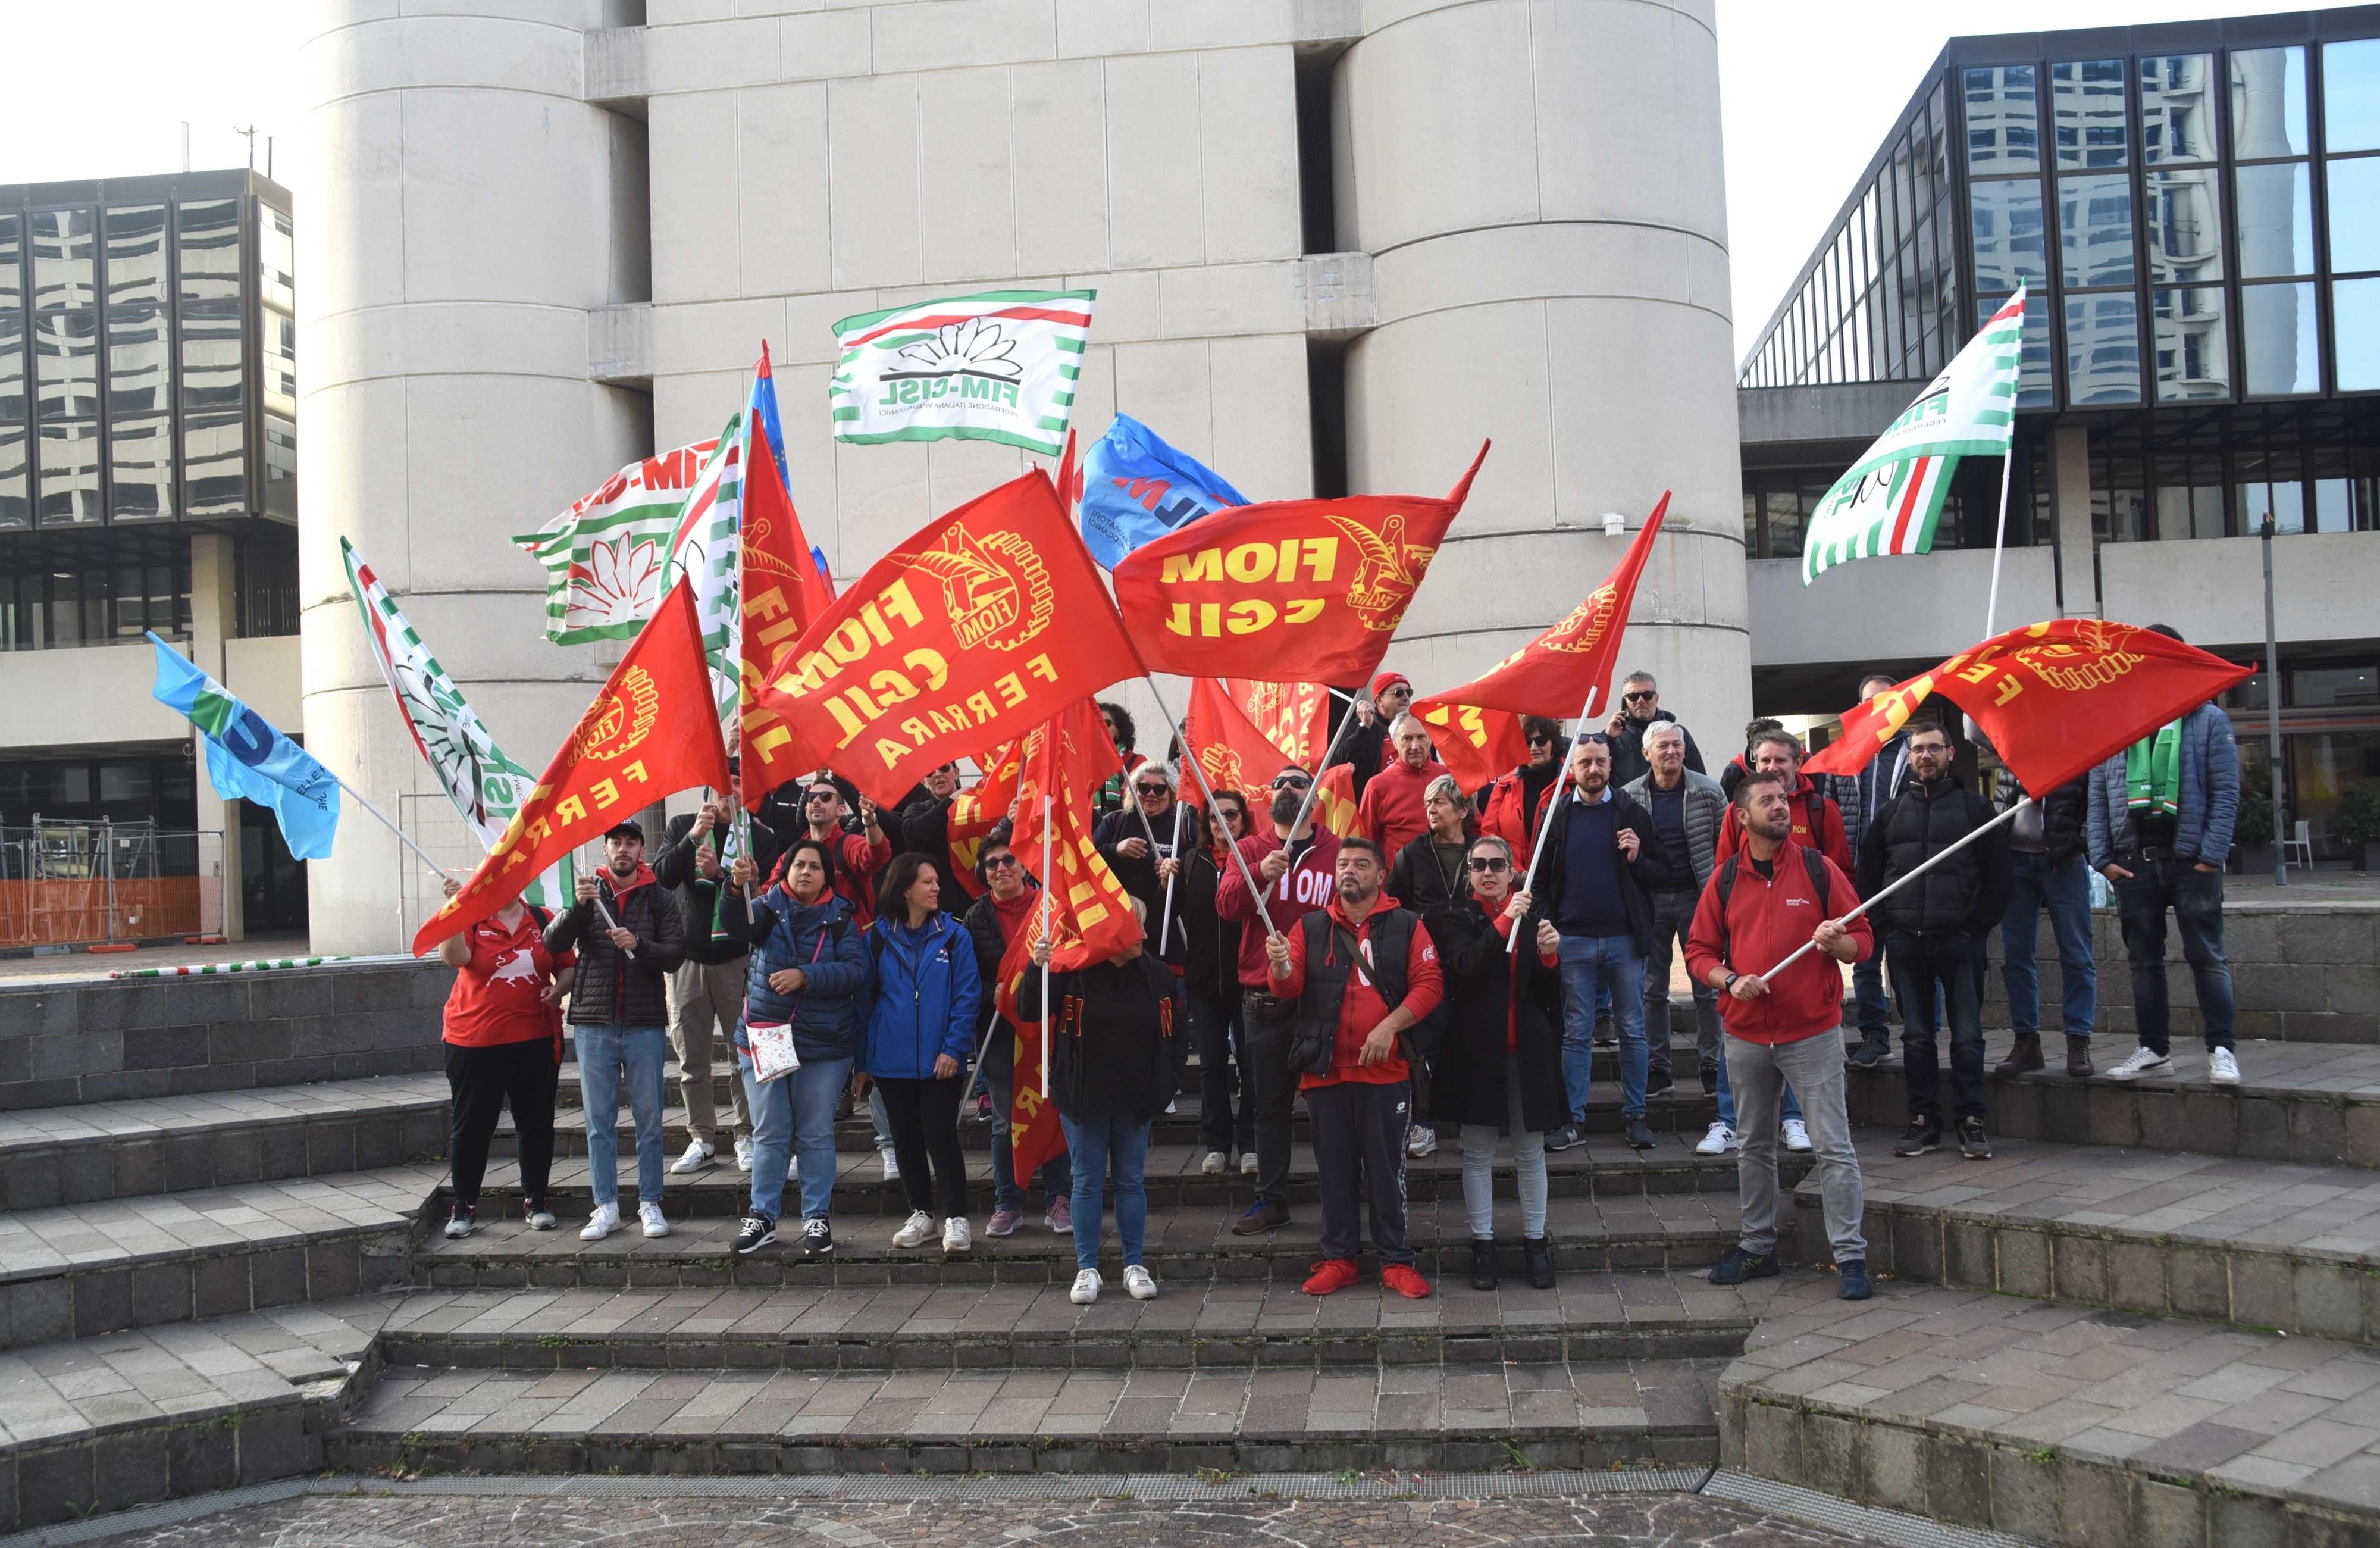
[2050,426,2100,618]
[187,534,244,943]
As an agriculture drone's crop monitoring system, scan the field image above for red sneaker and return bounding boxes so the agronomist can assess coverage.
[1302,1258,1362,1296]
[1380,1264,1433,1300]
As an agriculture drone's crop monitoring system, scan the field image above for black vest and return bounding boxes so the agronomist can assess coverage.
[1287,906,1417,1077]
[1876,778,1996,933]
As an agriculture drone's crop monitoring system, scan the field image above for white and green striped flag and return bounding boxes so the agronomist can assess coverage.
[660,423,744,728]
[513,424,735,645]
[1802,284,2027,585]
[828,289,1095,456]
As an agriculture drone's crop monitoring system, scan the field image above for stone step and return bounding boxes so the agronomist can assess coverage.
[1718,1279,2380,1547]
[1790,1127,2380,1346]
[414,1188,1742,1292]
[0,1075,452,1211]
[328,1352,1727,1478]
[374,1269,1768,1371]
[1844,1030,2380,1168]
[0,1167,436,1352]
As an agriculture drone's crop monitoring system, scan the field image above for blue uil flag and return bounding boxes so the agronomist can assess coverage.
[1076,413,1250,570]
[148,634,342,860]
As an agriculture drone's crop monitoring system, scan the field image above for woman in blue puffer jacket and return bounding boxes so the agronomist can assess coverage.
[721,837,872,1258]
[857,852,982,1253]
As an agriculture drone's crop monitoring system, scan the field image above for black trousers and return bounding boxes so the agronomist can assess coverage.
[1191,995,1255,1155]
[445,1037,559,1208]
[875,1074,970,1219]
[1241,989,1299,1206]
[1307,1078,1414,1266]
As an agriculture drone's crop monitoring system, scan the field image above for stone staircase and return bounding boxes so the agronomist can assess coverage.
[6,956,2380,1546]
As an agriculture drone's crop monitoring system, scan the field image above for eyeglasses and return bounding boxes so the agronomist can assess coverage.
[982,853,1021,871]
[1134,784,1170,796]
[1623,690,1658,703]
[1526,733,1558,746]
[1465,856,1511,872]
[1273,774,1312,789]
[806,790,838,803]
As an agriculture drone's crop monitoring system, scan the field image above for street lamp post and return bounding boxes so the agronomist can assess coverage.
[2262,514,2285,885]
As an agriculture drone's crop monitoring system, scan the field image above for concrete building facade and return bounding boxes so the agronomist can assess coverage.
[297,0,1746,953]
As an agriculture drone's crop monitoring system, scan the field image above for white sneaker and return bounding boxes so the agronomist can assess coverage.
[580,1203,621,1241]
[1123,1265,1157,1301]
[2209,1047,2242,1086]
[941,1216,972,1253]
[1781,1119,1813,1154]
[1070,1268,1102,1305]
[523,1203,558,1231]
[2108,1047,2174,1081]
[1240,1152,1258,1175]
[734,1136,754,1172]
[892,1209,934,1248]
[670,1138,714,1175]
[1201,1151,1227,1175]
[880,1147,901,1182]
[1166,1098,1178,1114]
[1405,1126,1438,1158]
[1695,1121,1736,1156]
[638,1201,671,1238]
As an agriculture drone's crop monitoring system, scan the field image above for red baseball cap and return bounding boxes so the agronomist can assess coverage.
[1371,671,1411,699]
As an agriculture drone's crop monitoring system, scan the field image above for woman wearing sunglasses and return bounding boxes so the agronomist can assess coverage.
[1430,834,1565,1291]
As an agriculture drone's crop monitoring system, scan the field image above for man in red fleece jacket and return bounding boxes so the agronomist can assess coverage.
[1687,770,1874,1302]
[1264,837,1443,1299]
[1357,715,1451,858]
[1715,729,1855,877]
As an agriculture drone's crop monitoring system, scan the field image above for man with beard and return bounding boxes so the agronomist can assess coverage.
[794,777,894,927]
[1216,768,1342,1236]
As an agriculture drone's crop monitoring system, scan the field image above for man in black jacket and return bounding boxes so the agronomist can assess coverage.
[1993,777,2097,1078]
[653,767,780,1176]
[1533,734,1675,1153]
[547,820,688,1241]
[1604,671,1706,789]
[1858,721,2012,1162]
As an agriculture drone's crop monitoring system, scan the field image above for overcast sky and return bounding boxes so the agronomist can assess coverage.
[2,0,2368,369]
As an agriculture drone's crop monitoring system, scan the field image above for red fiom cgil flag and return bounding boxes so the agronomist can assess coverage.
[1802,670,1939,778]
[737,412,837,802]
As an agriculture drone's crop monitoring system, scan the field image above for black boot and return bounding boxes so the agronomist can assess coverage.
[1470,1239,1498,1291]
[1995,1032,2044,1075]
[2066,1036,2096,1077]
[1521,1236,1555,1289]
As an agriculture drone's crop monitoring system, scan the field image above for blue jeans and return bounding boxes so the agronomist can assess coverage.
[1559,933,1648,1122]
[990,1072,1073,1214]
[1060,1112,1150,1271]
[575,1022,667,1208]
[1713,1048,1802,1128]
[2115,858,2235,1054]
[1850,951,1891,1035]
[741,1049,851,1222]
[2003,852,2097,1036]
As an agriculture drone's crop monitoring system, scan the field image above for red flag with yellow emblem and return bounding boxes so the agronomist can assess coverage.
[744,471,1138,808]
[941,742,1025,901]
[412,581,729,955]
[1181,678,1329,797]
[1803,670,1937,778]
[1110,444,1489,683]
[1416,702,1532,792]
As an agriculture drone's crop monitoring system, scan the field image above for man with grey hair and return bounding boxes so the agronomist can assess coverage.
[1624,721,1727,1106]
[1357,712,1450,859]
[1605,671,1705,788]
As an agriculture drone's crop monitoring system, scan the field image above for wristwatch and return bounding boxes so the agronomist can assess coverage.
[1723,972,1740,992]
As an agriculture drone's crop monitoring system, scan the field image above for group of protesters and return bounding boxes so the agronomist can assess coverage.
[433,633,2246,1308]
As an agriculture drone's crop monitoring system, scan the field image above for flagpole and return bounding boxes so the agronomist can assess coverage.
[1138,674,1283,945]
[1983,442,2016,639]
[1157,796,1186,949]
[329,773,449,882]
[1508,684,1602,955]
[1284,684,1374,840]
[1760,799,2028,981]
[1039,792,1053,1102]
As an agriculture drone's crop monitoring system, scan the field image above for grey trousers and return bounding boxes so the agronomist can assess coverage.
[668,956,754,1142]
[1726,1029,1865,1264]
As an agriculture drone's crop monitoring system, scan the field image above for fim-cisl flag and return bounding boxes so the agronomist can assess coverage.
[1077,414,1248,569]
[516,429,736,644]
[148,636,340,860]
[340,538,569,908]
[1803,286,2026,584]
[412,581,731,955]
[829,289,1095,457]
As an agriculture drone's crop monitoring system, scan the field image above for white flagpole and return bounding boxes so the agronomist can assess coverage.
[1039,792,1053,1101]
[1157,795,1186,949]
[1983,443,2016,639]
[1508,685,1602,954]
[1759,798,2029,982]
[1285,686,1372,842]
[328,773,448,882]
[1138,675,1283,945]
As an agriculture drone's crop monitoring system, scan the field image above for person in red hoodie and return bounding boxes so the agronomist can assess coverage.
[1687,770,1874,1302]
[1263,836,1443,1299]
[1715,730,1855,876]
[1216,767,1343,1237]
[1355,715,1449,858]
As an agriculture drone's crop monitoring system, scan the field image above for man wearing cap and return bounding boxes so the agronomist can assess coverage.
[654,764,781,1175]
[1336,673,1429,799]
[547,818,688,1241]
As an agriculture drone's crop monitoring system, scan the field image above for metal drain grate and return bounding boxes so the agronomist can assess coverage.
[1701,1471,2041,1548]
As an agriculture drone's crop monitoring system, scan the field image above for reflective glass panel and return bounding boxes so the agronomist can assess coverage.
[263,413,294,522]
[259,205,293,312]
[1893,133,1917,240]
[2146,168,2225,284]
[102,206,167,309]
[180,298,242,411]
[109,417,173,523]
[1981,292,2055,408]
[0,429,24,529]
[1928,87,1952,195]
[183,412,246,517]
[2143,54,2218,163]
[1765,489,1802,559]
[105,302,170,416]
[2337,277,2380,390]
[2231,47,2309,158]
[2315,479,2354,533]
[2328,157,2380,273]
[37,421,100,526]
[2328,39,2380,153]
[2059,174,2135,289]
[1970,180,2045,295]
[30,209,94,311]
[0,214,18,310]
[2053,60,2128,168]
[176,199,241,305]
[0,314,21,421]
[33,310,98,420]
[2153,286,2232,401]
[2241,280,2320,394]
[2236,161,2315,276]
[1965,65,2040,173]
[2065,293,2141,404]
[261,308,294,415]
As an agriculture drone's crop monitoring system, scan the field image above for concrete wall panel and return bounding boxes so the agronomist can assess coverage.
[739,84,834,296]
[919,68,1022,283]
[827,74,925,289]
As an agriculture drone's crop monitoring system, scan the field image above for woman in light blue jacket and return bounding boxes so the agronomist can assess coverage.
[857,852,981,1253]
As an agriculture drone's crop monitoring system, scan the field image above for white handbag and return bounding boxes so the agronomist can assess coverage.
[747,1020,801,1083]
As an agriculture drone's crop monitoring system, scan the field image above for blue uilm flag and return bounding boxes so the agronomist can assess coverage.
[1076,414,1249,570]
[750,343,790,491]
[148,634,341,860]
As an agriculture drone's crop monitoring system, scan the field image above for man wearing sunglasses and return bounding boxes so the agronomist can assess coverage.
[1604,672,1705,790]
[796,776,894,928]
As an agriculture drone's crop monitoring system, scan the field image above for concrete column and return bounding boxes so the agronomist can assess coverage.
[187,534,245,943]
[1330,0,1748,745]
[2050,425,2100,618]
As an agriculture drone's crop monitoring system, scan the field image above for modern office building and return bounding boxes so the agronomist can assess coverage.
[0,170,305,943]
[1739,7,2380,852]
[297,0,1747,953]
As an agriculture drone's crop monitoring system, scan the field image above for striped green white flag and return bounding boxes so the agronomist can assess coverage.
[512,426,734,645]
[828,289,1095,456]
[1802,284,2027,586]
[659,423,744,728]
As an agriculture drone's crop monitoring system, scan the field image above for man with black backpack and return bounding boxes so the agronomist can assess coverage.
[1859,720,2013,1162]
[1686,770,1874,1300]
